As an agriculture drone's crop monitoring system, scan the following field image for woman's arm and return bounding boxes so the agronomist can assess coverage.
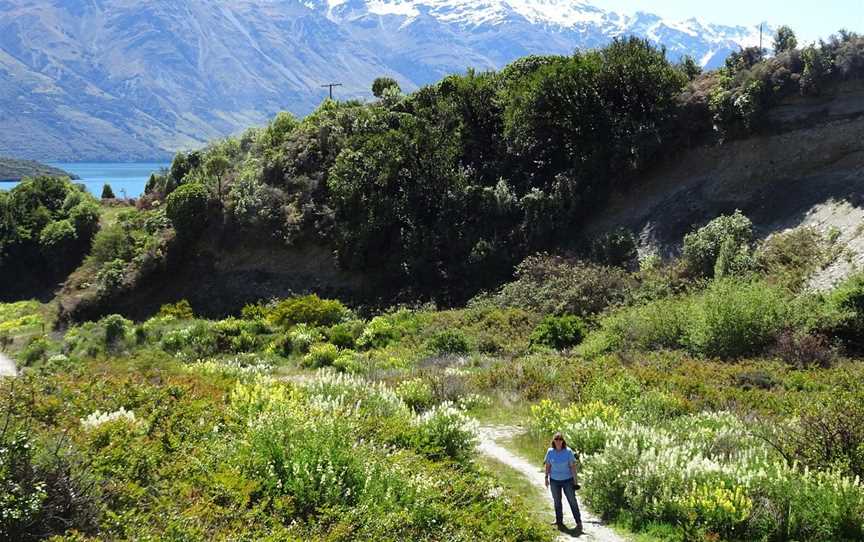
[544,462,551,488]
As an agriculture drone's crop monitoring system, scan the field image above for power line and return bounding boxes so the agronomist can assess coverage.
[321,83,343,100]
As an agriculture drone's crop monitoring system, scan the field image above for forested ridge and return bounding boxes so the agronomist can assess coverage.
[3,30,864,311]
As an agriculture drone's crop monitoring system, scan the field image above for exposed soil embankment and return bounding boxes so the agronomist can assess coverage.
[585,81,864,288]
[58,240,370,323]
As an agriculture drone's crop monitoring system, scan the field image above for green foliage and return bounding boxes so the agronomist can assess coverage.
[586,278,791,359]
[682,211,754,277]
[428,329,470,355]
[372,76,401,98]
[686,279,790,358]
[677,55,702,81]
[68,200,100,240]
[410,403,477,463]
[20,336,49,365]
[756,227,828,291]
[165,182,209,239]
[100,183,115,199]
[357,311,418,350]
[158,300,195,320]
[591,228,638,268]
[477,254,634,317]
[301,342,339,368]
[324,320,364,349]
[395,378,435,412]
[287,323,323,354]
[38,219,77,264]
[0,427,97,541]
[102,314,132,347]
[87,224,133,265]
[95,258,127,297]
[529,315,586,350]
[826,272,864,351]
[0,177,100,282]
[774,25,799,53]
[265,294,350,329]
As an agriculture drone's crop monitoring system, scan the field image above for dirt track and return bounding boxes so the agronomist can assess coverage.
[478,425,626,542]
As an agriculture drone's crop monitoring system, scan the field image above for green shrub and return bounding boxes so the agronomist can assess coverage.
[372,77,401,98]
[324,320,364,349]
[410,403,477,463]
[685,279,790,359]
[212,318,266,353]
[266,294,349,329]
[157,300,195,320]
[302,342,339,368]
[357,314,403,350]
[395,378,435,412]
[38,219,77,263]
[583,296,692,356]
[477,254,634,316]
[683,211,753,277]
[159,322,217,358]
[102,314,131,347]
[95,259,127,296]
[88,226,133,265]
[165,182,209,238]
[530,315,587,350]
[240,301,268,320]
[585,278,790,359]
[428,330,470,355]
[288,323,322,354]
[100,183,116,199]
[0,430,98,540]
[591,228,638,268]
[826,272,864,351]
[20,336,49,365]
[68,200,100,241]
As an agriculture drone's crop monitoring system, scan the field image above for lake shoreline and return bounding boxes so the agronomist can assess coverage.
[0,162,170,198]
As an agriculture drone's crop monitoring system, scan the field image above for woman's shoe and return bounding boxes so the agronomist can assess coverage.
[574,522,583,535]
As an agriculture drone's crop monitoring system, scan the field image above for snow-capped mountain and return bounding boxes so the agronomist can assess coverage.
[0,0,766,161]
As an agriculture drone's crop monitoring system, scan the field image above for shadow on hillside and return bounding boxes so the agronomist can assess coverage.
[638,167,864,258]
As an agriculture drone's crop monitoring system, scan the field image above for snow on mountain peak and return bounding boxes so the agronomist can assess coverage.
[319,0,765,57]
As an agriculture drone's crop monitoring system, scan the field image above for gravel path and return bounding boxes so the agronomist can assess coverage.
[0,352,16,377]
[478,425,626,542]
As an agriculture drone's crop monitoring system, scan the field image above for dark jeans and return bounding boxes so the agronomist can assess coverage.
[550,478,581,525]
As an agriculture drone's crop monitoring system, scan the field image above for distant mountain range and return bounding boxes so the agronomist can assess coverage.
[0,1,766,161]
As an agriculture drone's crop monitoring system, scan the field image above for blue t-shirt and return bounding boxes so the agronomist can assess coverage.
[544,447,576,481]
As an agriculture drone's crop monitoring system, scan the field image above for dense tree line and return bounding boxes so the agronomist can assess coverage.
[0,177,100,297]
[138,31,864,305]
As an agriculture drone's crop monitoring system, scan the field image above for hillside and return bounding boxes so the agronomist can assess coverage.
[0,157,77,181]
[587,79,864,290]
[36,33,861,324]
[0,0,763,161]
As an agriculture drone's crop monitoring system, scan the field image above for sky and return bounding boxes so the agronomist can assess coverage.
[599,0,863,43]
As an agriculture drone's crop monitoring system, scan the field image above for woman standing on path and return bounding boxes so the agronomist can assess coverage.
[544,432,583,533]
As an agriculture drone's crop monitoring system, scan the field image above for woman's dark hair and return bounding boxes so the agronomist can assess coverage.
[550,431,568,449]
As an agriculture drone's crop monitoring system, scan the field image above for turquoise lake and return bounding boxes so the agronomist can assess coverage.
[0,162,170,198]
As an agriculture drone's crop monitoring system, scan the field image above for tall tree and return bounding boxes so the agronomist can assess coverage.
[774,26,799,53]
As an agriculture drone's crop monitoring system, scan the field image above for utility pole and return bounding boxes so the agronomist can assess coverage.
[759,23,763,52]
[321,83,343,100]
